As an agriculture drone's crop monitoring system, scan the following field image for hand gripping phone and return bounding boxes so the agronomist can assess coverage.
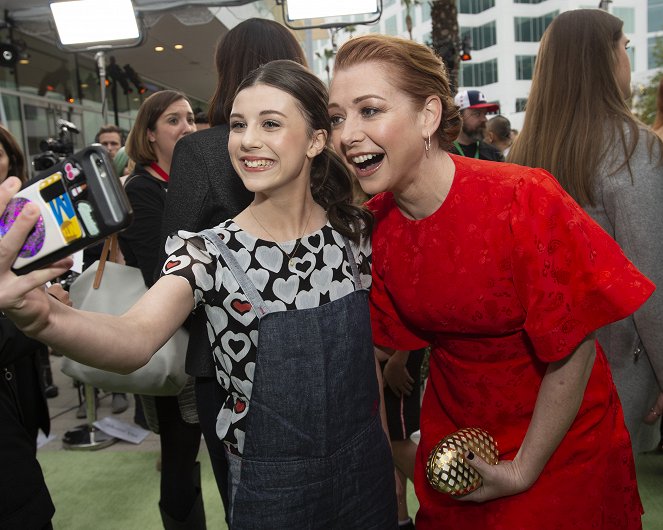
[0,145,133,274]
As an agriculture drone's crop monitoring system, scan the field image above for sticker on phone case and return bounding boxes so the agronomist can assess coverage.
[64,161,81,181]
[0,197,46,258]
[76,201,100,237]
[38,173,84,243]
[70,183,87,198]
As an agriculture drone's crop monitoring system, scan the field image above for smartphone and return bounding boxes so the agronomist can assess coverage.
[0,145,133,275]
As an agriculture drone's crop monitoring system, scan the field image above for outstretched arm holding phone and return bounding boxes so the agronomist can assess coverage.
[0,176,193,374]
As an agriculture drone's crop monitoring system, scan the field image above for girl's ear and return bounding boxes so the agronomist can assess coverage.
[307,129,328,159]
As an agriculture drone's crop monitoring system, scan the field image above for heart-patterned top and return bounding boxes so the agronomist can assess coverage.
[161,219,371,454]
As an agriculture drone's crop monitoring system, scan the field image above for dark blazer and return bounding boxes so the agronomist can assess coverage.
[159,125,253,377]
[0,318,55,529]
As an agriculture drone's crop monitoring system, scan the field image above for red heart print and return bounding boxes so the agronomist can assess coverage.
[231,299,252,315]
[165,259,181,271]
[234,400,246,413]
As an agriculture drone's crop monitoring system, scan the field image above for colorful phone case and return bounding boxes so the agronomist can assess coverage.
[1,145,133,274]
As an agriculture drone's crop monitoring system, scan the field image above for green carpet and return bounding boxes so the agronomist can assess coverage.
[39,450,227,529]
[637,452,663,529]
[38,450,660,529]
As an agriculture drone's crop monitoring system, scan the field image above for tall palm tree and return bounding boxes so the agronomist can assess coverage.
[430,0,460,93]
[401,0,421,40]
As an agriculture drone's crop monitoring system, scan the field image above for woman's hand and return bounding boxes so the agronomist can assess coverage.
[456,452,534,503]
[644,391,663,424]
[382,350,414,397]
[0,177,72,334]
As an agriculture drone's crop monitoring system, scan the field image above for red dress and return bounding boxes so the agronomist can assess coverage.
[369,155,651,530]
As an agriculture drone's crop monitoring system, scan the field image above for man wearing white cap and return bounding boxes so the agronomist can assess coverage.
[451,89,504,162]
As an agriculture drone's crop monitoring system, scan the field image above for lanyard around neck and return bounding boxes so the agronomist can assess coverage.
[453,141,480,159]
[149,162,170,182]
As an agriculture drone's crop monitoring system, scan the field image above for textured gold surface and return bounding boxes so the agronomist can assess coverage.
[425,427,499,497]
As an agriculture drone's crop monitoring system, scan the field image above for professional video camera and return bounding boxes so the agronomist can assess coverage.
[33,118,80,172]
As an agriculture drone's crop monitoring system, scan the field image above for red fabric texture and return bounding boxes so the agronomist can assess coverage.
[368,155,650,530]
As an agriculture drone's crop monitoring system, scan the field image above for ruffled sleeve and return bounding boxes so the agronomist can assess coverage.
[160,230,218,309]
[510,169,654,362]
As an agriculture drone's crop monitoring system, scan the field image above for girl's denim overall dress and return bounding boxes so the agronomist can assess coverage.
[203,229,397,529]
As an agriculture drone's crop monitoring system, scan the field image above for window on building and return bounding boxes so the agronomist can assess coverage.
[458,0,495,15]
[613,7,635,34]
[515,55,536,80]
[459,58,498,86]
[460,20,496,51]
[516,98,528,113]
[514,11,558,42]
[649,0,663,32]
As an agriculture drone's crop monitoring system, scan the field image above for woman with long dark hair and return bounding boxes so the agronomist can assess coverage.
[509,9,663,455]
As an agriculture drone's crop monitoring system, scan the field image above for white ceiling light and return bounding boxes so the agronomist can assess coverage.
[50,0,140,47]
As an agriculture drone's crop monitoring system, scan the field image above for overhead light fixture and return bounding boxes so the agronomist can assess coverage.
[18,51,30,65]
[0,43,19,68]
[154,46,165,52]
[281,0,382,29]
[49,0,144,154]
[50,0,143,51]
[174,44,184,50]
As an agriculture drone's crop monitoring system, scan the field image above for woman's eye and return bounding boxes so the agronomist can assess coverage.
[361,107,379,118]
[263,120,280,129]
[330,115,345,127]
[230,121,246,130]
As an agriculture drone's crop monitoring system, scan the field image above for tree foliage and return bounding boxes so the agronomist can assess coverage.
[634,37,663,125]
[429,0,460,93]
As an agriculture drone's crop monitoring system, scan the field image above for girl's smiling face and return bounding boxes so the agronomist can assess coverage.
[228,84,325,198]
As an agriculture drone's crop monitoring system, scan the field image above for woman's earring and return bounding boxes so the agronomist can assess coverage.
[424,132,431,153]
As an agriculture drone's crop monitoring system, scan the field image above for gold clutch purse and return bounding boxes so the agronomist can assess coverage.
[425,427,499,497]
